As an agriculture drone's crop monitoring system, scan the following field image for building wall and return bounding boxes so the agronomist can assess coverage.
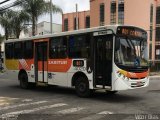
[62,11,90,31]
[90,0,112,27]
[20,21,62,38]
[155,0,160,62]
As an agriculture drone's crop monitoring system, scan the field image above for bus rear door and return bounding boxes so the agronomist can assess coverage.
[34,40,48,83]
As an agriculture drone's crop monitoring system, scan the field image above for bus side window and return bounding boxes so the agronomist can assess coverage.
[5,43,14,59]
[23,41,33,59]
[68,34,90,58]
[49,37,67,59]
[14,42,23,59]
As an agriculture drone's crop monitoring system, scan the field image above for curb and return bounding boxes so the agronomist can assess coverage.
[149,76,160,80]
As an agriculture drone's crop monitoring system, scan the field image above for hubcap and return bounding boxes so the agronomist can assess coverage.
[79,83,86,92]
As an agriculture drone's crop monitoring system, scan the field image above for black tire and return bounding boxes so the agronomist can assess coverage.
[75,77,91,97]
[19,73,29,89]
[106,91,118,94]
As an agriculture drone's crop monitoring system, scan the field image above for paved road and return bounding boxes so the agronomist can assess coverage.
[0,73,160,120]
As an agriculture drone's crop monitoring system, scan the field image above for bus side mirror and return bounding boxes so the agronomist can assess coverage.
[115,38,120,51]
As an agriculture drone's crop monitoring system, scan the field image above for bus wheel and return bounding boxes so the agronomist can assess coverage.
[19,73,29,89]
[75,77,91,97]
[106,91,118,94]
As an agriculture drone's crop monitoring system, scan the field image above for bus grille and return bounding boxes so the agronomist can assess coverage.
[131,82,145,88]
[130,77,145,80]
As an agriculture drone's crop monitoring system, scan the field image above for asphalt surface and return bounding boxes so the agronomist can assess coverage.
[0,73,160,120]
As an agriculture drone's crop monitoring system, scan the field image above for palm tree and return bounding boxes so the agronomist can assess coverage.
[0,10,13,40]
[0,10,30,39]
[16,0,62,36]
[11,10,30,38]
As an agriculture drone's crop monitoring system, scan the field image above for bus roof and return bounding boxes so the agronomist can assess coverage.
[4,25,146,43]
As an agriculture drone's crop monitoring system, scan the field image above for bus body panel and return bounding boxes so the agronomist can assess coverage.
[47,72,68,86]
[112,63,149,90]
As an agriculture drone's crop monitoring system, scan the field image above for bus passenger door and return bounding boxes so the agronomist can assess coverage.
[34,41,48,83]
[94,35,113,87]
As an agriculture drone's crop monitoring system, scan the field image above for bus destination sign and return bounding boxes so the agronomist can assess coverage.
[117,26,147,39]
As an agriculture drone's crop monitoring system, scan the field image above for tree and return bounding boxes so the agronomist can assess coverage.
[11,10,30,38]
[0,9,30,39]
[16,0,62,36]
[0,34,4,44]
[0,10,13,40]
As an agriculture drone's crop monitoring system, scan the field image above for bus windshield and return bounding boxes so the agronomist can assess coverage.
[115,37,148,67]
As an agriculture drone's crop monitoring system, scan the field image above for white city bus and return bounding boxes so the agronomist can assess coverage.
[4,25,149,97]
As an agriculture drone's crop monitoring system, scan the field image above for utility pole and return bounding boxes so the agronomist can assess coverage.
[50,0,53,33]
[76,4,79,30]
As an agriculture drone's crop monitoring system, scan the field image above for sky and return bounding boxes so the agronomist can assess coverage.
[0,0,90,35]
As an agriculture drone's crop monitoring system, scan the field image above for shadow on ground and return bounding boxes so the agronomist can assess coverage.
[1,84,144,104]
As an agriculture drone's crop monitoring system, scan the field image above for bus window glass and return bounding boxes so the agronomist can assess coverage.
[5,43,14,59]
[49,37,67,59]
[115,37,148,67]
[24,41,33,59]
[69,34,90,58]
[14,42,23,59]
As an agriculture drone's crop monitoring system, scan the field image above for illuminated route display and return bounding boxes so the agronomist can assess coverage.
[117,26,147,39]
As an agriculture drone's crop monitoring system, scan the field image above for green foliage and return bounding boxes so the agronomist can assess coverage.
[0,10,14,40]
[11,10,30,38]
[0,34,4,43]
[0,0,62,39]
[0,9,30,39]
[15,0,62,36]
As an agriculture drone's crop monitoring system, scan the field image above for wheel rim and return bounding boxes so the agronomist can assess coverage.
[78,82,86,93]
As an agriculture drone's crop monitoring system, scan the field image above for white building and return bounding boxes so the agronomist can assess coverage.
[20,21,62,38]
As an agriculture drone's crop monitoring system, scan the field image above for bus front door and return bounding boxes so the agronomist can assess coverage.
[95,35,113,87]
[35,42,48,83]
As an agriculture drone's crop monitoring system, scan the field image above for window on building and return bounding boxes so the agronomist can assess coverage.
[74,17,79,30]
[110,1,116,24]
[150,26,153,41]
[150,4,153,42]
[85,16,90,28]
[49,37,67,59]
[118,1,124,24]
[155,45,160,59]
[64,19,68,31]
[156,7,160,24]
[74,18,76,30]
[23,41,33,59]
[68,34,90,58]
[149,43,152,60]
[5,43,14,59]
[150,4,153,24]
[100,3,105,26]
[156,27,160,41]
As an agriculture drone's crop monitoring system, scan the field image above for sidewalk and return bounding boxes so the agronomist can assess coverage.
[149,72,160,80]
[149,76,160,80]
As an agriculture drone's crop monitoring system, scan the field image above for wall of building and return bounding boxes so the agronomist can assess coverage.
[62,11,90,31]
[90,0,111,27]
[20,21,62,38]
